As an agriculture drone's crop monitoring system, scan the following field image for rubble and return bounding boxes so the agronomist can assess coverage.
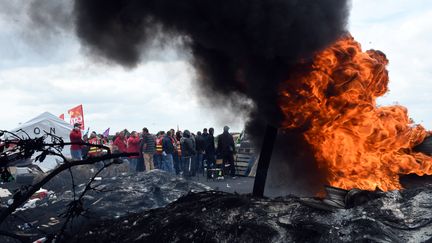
[0,169,210,242]
[77,186,432,242]
[1,165,432,242]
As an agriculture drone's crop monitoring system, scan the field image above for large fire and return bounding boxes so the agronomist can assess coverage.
[279,35,432,191]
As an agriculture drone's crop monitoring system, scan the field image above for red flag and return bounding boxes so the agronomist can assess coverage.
[68,105,85,130]
[59,114,65,120]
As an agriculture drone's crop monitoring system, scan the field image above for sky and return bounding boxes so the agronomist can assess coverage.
[0,0,431,135]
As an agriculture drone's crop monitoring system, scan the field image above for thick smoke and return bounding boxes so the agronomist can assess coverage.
[73,0,350,133]
[72,0,350,195]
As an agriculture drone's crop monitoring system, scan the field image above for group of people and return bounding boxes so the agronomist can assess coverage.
[69,123,237,178]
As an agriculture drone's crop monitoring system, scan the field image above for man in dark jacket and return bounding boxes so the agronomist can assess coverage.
[162,131,175,173]
[217,126,236,178]
[195,131,206,174]
[140,128,156,172]
[181,130,197,176]
[205,128,216,168]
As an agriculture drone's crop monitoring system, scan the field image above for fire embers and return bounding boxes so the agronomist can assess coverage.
[279,36,432,191]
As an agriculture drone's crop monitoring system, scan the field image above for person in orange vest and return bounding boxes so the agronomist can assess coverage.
[87,131,102,158]
[154,131,165,169]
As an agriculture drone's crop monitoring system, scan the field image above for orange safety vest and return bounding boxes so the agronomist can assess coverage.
[176,141,182,156]
[88,137,102,157]
[156,137,163,154]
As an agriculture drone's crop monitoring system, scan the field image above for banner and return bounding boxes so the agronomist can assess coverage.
[68,104,85,130]
[102,128,110,137]
[59,114,65,120]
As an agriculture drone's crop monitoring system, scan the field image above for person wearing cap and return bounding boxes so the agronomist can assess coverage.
[217,126,236,178]
[69,123,84,160]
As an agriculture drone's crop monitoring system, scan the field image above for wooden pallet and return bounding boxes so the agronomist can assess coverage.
[234,150,256,176]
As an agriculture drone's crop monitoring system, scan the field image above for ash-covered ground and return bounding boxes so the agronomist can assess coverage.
[76,185,432,243]
[0,169,211,242]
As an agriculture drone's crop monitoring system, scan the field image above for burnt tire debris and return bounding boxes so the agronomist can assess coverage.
[77,186,432,243]
[1,169,432,242]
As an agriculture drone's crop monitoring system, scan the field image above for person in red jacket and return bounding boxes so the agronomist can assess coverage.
[127,131,140,172]
[69,123,84,161]
[113,131,127,153]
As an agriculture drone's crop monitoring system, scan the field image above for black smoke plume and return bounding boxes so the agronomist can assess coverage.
[73,0,350,195]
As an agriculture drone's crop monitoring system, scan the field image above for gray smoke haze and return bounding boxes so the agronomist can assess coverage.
[0,0,73,43]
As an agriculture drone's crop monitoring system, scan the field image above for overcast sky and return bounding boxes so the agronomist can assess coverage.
[0,0,431,135]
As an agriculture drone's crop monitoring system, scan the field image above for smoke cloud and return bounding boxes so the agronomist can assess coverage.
[72,0,350,195]
[73,0,349,134]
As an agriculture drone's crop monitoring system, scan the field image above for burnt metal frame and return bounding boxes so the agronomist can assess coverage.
[252,125,278,197]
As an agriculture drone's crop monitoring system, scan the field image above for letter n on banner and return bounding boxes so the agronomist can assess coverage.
[68,104,85,130]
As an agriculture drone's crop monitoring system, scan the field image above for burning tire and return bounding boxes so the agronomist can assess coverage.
[414,136,432,155]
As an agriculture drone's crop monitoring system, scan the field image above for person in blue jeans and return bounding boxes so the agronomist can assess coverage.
[195,131,206,175]
[181,130,197,176]
[162,131,175,173]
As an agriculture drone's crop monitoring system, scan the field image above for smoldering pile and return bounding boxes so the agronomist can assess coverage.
[0,170,210,242]
[74,185,432,243]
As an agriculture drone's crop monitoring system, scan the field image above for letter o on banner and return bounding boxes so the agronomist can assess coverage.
[34,127,41,135]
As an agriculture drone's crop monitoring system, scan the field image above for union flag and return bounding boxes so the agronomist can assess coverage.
[68,105,85,130]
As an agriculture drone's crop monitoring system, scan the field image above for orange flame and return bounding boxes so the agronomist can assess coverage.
[279,35,432,191]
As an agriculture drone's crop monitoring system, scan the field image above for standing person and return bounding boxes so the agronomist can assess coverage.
[69,123,84,161]
[169,129,181,175]
[202,128,209,146]
[195,131,206,175]
[175,131,183,174]
[137,132,145,172]
[181,130,197,177]
[162,131,175,174]
[100,134,108,145]
[205,128,216,168]
[81,134,90,160]
[99,134,108,155]
[87,132,102,158]
[217,126,236,179]
[154,131,164,169]
[113,131,127,153]
[127,131,140,172]
[202,128,209,167]
[141,128,156,172]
